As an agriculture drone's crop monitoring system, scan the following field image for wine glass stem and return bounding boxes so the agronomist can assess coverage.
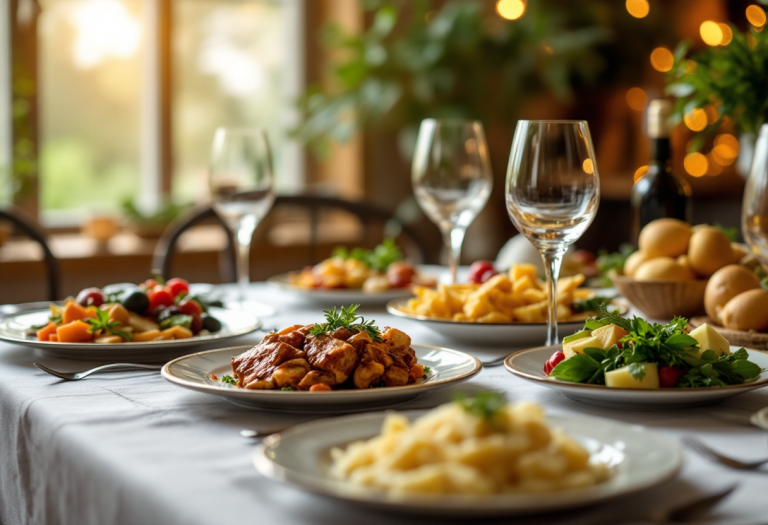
[441,227,465,284]
[235,215,257,304]
[541,248,565,346]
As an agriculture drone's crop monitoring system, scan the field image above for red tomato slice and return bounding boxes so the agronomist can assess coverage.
[166,278,190,298]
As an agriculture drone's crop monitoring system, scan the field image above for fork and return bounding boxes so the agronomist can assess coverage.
[481,356,508,368]
[683,436,768,470]
[34,362,162,381]
[646,484,737,524]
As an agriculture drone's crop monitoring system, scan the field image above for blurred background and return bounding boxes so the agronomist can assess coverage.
[0,0,763,302]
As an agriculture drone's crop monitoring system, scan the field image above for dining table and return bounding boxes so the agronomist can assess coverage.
[1,282,767,525]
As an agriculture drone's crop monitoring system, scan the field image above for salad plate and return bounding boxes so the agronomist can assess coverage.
[267,273,419,305]
[253,410,682,516]
[0,307,262,362]
[162,344,481,413]
[505,345,768,409]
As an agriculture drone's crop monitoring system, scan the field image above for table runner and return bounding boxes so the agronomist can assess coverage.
[1,283,767,525]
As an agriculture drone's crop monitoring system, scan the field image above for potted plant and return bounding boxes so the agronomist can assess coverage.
[121,199,187,239]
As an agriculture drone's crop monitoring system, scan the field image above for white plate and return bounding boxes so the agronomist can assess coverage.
[162,344,481,413]
[267,273,418,305]
[253,411,682,516]
[0,307,262,362]
[505,345,768,409]
[386,299,595,346]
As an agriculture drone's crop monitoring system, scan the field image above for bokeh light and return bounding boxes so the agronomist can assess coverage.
[712,134,739,165]
[650,47,674,72]
[684,109,708,131]
[634,165,649,182]
[706,154,724,176]
[582,159,594,174]
[625,0,649,18]
[704,104,719,124]
[719,23,733,45]
[684,152,708,177]
[626,87,647,111]
[496,0,526,20]
[747,5,767,27]
[748,33,759,49]
[700,21,724,46]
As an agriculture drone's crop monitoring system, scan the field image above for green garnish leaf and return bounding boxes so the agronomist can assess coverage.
[423,366,431,374]
[309,304,383,342]
[453,392,506,420]
[221,375,237,385]
[159,315,193,330]
[549,354,601,383]
[281,386,294,391]
[86,309,133,340]
[731,360,762,380]
[332,239,403,273]
[49,315,62,324]
[627,362,647,381]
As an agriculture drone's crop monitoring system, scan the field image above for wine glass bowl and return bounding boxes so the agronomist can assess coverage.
[743,124,768,272]
[506,120,600,345]
[209,127,276,304]
[411,119,493,283]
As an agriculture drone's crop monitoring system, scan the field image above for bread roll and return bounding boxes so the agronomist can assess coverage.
[704,265,760,323]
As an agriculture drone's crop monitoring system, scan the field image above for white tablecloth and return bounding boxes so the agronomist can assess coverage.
[1,284,767,525]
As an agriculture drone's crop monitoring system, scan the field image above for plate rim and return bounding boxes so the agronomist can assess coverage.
[0,307,263,349]
[252,411,683,513]
[161,343,482,398]
[267,273,414,297]
[504,344,768,394]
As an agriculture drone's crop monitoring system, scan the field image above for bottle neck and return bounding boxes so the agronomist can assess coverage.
[651,137,671,166]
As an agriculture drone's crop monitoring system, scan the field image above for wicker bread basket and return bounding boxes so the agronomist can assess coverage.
[611,275,707,320]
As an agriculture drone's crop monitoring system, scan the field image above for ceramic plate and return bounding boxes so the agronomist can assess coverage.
[0,307,262,362]
[162,344,481,413]
[267,273,422,305]
[505,345,768,409]
[386,299,621,346]
[253,411,682,516]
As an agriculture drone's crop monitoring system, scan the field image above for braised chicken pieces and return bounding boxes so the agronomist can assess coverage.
[231,324,423,391]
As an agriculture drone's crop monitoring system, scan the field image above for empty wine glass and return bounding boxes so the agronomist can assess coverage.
[743,124,768,270]
[209,127,275,306]
[411,119,493,283]
[506,121,600,345]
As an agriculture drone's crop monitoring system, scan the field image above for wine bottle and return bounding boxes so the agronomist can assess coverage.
[631,99,692,244]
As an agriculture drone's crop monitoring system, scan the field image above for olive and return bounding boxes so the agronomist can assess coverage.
[122,290,150,314]
[201,314,222,333]
[157,306,181,323]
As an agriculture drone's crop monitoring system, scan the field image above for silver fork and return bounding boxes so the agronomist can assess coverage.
[34,362,162,381]
[481,356,508,368]
[683,436,768,470]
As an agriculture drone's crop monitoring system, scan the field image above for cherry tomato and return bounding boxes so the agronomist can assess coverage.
[572,249,597,264]
[544,350,566,375]
[190,313,203,335]
[147,288,174,311]
[387,262,416,288]
[166,278,190,298]
[659,365,686,388]
[76,287,105,307]
[178,298,203,317]
[479,268,499,283]
[140,279,158,290]
[467,261,496,284]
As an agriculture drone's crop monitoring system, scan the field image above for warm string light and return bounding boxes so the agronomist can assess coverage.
[684,152,708,177]
[747,5,767,27]
[626,87,647,111]
[719,23,733,45]
[582,159,594,174]
[700,21,724,46]
[496,0,526,20]
[634,165,649,182]
[625,0,649,18]
[684,108,707,131]
[650,47,674,72]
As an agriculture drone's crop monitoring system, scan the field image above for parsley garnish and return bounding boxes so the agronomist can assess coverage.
[453,392,506,420]
[86,309,133,341]
[281,386,294,391]
[423,366,431,374]
[221,375,237,385]
[309,304,383,342]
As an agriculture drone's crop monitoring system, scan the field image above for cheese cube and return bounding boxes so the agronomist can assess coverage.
[689,323,731,358]
[563,335,601,358]
[605,363,659,389]
[591,324,629,349]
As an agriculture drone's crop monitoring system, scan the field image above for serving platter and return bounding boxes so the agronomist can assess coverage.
[0,307,262,362]
[162,344,481,413]
[505,345,768,409]
[386,298,627,346]
[267,273,420,305]
[253,410,682,517]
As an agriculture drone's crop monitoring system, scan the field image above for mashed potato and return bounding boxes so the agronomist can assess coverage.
[330,400,610,495]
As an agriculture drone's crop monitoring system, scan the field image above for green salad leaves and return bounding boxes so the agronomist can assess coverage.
[332,239,403,273]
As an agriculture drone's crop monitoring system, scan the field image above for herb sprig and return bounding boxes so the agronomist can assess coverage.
[221,375,237,385]
[86,309,133,341]
[309,304,383,342]
[453,392,506,420]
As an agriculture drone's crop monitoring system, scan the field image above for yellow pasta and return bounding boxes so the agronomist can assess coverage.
[398,264,593,323]
[330,401,610,495]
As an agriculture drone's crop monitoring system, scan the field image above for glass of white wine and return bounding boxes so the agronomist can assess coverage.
[506,120,600,345]
[743,124,768,270]
[209,127,276,306]
[411,119,493,283]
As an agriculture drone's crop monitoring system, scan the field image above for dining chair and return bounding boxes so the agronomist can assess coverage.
[152,194,428,282]
[0,206,61,301]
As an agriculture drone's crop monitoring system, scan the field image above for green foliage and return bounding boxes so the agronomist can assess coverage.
[296,0,612,157]
[332,239,404,273]
[589,243,634,287]
[309,304,383,341]
[666,25,768,147]
[121,198,186,227]
[220,375,237,385]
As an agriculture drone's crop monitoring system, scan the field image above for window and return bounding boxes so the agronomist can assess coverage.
[8,0,303,225]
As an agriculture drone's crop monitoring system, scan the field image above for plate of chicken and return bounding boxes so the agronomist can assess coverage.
[161,305,481,412]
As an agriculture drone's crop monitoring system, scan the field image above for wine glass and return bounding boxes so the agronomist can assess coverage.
[505,120,600,345]
[209,127,276,306]
[411,119,493,283]
[743,124,768,270]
